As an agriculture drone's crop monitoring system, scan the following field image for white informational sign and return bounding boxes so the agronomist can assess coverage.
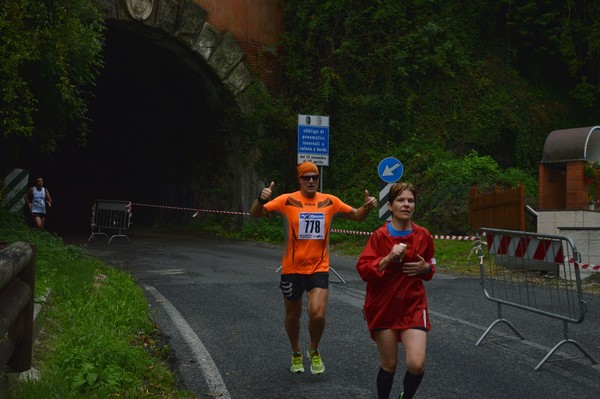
[297,114,329,166]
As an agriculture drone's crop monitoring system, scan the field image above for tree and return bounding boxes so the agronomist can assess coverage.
[0,0,104,170]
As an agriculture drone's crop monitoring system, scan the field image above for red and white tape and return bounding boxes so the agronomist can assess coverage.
[131,202,250,217]
[433,235,477,241]
[570,259,600,271]
[330,229,372,236]
[132,202,479,240]
[578,264,600,271]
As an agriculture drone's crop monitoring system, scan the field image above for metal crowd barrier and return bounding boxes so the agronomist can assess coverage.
[475,227,598,370]
[88,200,132,244]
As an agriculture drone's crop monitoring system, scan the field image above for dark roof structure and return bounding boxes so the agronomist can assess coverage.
[541,126,600,164]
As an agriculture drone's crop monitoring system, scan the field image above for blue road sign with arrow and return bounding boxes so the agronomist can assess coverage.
[378,157,403,183]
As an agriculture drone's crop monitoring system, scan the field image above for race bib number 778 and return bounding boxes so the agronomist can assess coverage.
[299,212,325,240]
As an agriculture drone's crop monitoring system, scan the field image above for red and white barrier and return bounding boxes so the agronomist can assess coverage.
[486,234,564,263]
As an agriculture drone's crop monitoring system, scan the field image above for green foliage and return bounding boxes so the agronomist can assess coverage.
[239,216,286,244]
[435,239,482,276]
[237,0,600,234]
[585,160,599,179]
[277,0,585,174]
[501,0,600,108]
[0,0,104,167]
[0,210,194,398]
[237,82,298,191]
[46,265,154,394]
[418,151,536,234]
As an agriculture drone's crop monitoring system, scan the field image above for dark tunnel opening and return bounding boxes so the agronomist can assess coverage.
[25,21,233,236]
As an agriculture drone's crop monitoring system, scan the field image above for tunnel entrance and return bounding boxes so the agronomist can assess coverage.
[30,21,238,235]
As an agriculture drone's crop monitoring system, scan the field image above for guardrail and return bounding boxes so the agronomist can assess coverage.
[0,241,35,378]
[475,227,598,370]
[89,200,132,244]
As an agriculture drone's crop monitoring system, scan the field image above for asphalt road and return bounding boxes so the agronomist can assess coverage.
[78,228,600,399]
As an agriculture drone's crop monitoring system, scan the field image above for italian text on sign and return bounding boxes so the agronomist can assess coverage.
[297,114,329,166]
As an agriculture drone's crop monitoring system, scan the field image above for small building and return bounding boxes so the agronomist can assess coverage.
[537,126,600,275]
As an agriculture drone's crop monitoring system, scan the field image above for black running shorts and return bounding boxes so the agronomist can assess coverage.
[279,272,329,301]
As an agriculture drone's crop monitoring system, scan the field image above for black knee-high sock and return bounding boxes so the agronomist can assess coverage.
[402,370,424,399]
[377,368,395,399]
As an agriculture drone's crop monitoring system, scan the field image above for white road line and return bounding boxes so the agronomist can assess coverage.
[332,285,600,371]
[144,285,231,399]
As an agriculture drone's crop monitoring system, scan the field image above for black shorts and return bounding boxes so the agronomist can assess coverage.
[31,212,46,218]
[280,272,329,301]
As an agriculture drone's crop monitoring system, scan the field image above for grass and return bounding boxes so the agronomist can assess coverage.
[0,209,196,398]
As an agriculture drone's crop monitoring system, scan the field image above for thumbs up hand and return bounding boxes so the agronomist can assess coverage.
[259,181,275,203]
[363,190,377,210]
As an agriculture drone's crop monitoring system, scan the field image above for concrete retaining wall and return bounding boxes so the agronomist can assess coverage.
[537,210,600,279]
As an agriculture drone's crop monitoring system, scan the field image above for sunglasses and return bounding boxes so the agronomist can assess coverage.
[300,175,320,181]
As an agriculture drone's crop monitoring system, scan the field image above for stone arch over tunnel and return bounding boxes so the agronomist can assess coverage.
[97,0,258,97]
[35,0,266,234]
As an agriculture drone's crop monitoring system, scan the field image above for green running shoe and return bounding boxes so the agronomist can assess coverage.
[290,352,304,373]
[308,349,325,374]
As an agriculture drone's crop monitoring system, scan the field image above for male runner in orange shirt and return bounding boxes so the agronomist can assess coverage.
[250,161,377,374]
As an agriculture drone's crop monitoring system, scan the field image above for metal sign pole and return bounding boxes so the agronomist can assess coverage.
[319,166,323,192]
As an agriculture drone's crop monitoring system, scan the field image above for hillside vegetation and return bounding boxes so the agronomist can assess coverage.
[1,1,599,235]
[243,0,600,234]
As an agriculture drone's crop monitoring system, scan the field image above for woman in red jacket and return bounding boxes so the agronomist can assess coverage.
[356,182,435,399]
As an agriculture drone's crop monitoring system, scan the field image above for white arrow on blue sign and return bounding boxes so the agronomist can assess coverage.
[378,157,403,183]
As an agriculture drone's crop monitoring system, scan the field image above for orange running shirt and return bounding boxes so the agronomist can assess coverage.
[263,191,353,274]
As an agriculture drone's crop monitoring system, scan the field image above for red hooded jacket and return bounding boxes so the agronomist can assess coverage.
[356,221,435,340]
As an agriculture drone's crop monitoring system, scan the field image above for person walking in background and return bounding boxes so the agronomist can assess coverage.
[250,161,377,375]
[25,176,53,229]
[355,182,435,399]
